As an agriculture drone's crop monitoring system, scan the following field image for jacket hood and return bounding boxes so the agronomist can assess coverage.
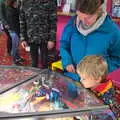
[69,14,118,36]
[76,11,107,36]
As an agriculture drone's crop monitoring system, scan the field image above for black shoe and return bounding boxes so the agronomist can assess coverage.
[16,58,25,63]
[12,61,22,66]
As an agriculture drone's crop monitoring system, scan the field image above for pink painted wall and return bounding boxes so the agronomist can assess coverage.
[56,15,70,50]
[106,0,112,15]
[108,68,120,85]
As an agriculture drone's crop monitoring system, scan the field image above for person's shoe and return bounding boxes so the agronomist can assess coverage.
[16,58,25,63]
[12,60,22,66]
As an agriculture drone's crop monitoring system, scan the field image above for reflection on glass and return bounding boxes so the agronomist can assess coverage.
[0,66,39,94]
[0,69,116,120]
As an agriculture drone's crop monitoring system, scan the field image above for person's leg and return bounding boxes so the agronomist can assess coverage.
[10,32,18,62]
[10,32,21,63]
[29,43,39,67]
[40,41,48,68]
[14,34,21,60]
[4,27,12,55]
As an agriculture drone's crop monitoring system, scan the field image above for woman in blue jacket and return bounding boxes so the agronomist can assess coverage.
[60,0,120,81]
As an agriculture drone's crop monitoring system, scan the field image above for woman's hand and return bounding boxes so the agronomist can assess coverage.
[66,64,76,73]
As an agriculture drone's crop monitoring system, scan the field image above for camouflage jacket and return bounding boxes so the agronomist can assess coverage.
[0,0,7,25]
[19,0,57,44]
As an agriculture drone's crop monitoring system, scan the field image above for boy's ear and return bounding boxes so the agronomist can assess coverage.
[96,77,102,83]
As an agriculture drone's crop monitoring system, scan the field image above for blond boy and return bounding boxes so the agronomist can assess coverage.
[77,55,120,119]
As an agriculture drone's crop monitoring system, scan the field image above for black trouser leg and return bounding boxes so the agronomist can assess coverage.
[4,28,12,55]
[29,43,39,67]
[40,41,48,68]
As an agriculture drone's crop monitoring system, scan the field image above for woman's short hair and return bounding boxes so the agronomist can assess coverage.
[75,0,104,14]
[5,0,17,6]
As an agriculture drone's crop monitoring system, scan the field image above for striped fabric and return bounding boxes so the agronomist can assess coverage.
[92,79,120,119]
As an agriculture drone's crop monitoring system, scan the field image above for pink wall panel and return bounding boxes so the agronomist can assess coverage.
[106,0,112,15]
[56,15,70,50]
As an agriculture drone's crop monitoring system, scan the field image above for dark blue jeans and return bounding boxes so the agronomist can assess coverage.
[10,31,20,62]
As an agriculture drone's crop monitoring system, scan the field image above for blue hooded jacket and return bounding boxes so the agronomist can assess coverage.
[60,15,120,81]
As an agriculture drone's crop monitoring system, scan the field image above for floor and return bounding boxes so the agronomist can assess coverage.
[0,32,31,66]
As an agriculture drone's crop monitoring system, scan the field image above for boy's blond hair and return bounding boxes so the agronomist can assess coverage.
[77,55,108,80]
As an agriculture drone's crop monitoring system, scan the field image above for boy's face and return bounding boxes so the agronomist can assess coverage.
[80,73,101,89]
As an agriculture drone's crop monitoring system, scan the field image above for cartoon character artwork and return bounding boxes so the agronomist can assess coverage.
[112,0,120,17]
